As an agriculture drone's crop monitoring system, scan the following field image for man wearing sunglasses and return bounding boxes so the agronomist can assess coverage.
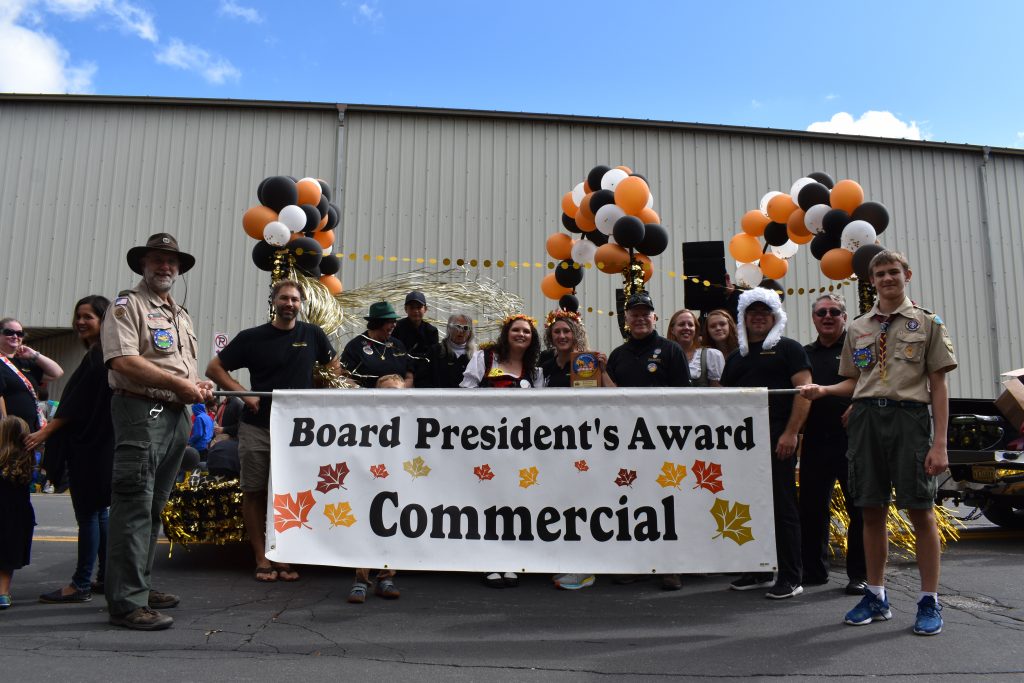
[799,295,866,597]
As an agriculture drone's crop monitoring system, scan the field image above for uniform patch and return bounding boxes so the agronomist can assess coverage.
[114,296,129,306]
[114,307,127,319]
[933,314,943,325]
[904,346,916,359]
[363,344,374,355]
[153,329,174,350]
[852,347,873,368]
[906,319,920,331]
[647,362,658,373]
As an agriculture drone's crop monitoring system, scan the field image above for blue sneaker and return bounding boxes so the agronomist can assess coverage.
[554,574,596,590]
[844,591,892,625]
[0,594,11,610]
[913,596,943,635]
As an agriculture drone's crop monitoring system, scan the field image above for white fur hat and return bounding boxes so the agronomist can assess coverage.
[736,287,787,356]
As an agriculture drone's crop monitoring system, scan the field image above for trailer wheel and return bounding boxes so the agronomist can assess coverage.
[982,501,1024,529]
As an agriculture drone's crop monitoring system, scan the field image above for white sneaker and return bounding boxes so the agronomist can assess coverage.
[554,573,596,590]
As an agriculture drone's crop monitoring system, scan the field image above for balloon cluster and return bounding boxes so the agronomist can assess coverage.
[542,164,669,304]
[241,175,344,295]
[729,171,891,286]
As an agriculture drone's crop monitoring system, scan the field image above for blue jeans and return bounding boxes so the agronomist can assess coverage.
[71,507,108,592]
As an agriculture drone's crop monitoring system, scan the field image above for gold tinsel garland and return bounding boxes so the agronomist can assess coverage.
[162,473,246,547]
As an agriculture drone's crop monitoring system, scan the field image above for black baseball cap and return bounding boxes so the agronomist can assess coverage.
[405,291,427,306]
[624,292,655,311]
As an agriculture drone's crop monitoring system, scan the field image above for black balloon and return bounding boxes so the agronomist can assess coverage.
[587,165,612,192]
[797,182,830,211]
[629,173,648,184]
[299,204,321,234]
[810,233,840,260]
[612,216,645,248]
[807,171,835,189]
[251,240,278,272]
[562,212,582,234]
[559,294,579,312]
[584,228,609,246]
[637,223,668,256]
[256,177,271,203]
[317,195,330,222]
[763,221,789,246]
[852,201,890,235]
[554,259,584,288]
[822,209,852,240]
[588,189,615,214]
[289,236,322,270]
[318,180,333,201]
[319,253,341,276]
[852,244,887,281]
[326,204,339,231]
[759,278,786,302]
[261,176,299,212]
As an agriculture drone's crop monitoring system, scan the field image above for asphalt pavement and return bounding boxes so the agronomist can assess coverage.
[1,493,1022,682]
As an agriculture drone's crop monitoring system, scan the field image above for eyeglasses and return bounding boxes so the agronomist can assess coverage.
[1,328,25,338]
[814,308,845,318]
[449,324,470,332]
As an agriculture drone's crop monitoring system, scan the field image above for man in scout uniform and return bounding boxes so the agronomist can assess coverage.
[102,233,214,630]
[801,250,956,636]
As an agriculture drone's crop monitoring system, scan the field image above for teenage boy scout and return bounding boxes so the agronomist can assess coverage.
[101,233,213,630]
[801,250,956,636]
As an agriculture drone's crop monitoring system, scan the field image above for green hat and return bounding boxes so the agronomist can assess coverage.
[365,301,400,321]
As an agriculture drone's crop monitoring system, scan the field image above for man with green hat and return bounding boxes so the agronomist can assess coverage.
[340,302,413,388]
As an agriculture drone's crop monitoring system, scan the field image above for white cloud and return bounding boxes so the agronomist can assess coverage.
[750,99,762,109]
[219,0,263,24]
[807,111,923,141]
[42,0,157,41]
[0,1,95,92]
[155,38,240,84]
[356,1,382,23]
[824,93,839,101]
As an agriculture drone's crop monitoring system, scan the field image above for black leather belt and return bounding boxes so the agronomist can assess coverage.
[855,398,927,409]
[113,388,186,412]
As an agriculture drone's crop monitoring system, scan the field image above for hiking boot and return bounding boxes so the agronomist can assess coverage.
[913,596,943,635]
[148,590,180,609]
[109,607,173,631]
[844,591,892,625]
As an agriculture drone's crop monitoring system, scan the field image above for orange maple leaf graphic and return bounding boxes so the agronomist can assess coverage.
[710,498,754,546]
[273,490,316,533]
[692,459,724,494]
[323,501,357,528]
[615,468,637,487]
[370,464,389,479]
[519,465,539,489]
[574,460,589,472]
[315,462,350,494]
[403,456,431,480]
[474,464,495,481]
[655,461,687,489]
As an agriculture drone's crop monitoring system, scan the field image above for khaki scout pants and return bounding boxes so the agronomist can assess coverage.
[105,395,188,616]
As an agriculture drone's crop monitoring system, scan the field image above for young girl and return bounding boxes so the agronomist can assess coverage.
[0,415,36,609]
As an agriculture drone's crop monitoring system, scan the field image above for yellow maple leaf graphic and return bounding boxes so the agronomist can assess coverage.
[710,498,754,546]
[518,465,539,489]
[403,456,431,480]
[324,501,356,528]
[655,461,687,489]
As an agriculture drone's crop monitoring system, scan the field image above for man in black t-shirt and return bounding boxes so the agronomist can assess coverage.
[206,280,338,582]
[721,287,811,600]
[392,291,440,388]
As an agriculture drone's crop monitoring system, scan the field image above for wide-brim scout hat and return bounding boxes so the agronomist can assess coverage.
[126,233,196,275]
[365,301,400,321]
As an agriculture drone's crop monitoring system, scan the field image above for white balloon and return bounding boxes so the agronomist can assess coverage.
[571,182,586,207]
[841,220,877,252]
[594,203,625,235]
[262,221,291,247]
[759,191,782,216]
[607,234,618,245]
[771,240,799,259]
[600,168,628,191]
[789,177,816,203]
[735,263,763,288]
[645,191,654,210]
[570,238,598,265]
[804,204,831,234]
[279,204,306,232]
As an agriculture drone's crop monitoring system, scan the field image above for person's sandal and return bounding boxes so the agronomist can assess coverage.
[374,578,400,599]
[254,566,278,582]
[347,582,368,604]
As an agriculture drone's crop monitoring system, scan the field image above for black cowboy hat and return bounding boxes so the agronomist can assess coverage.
[126,233,196,275]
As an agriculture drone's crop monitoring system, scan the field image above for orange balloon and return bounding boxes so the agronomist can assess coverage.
[820,248,855,280]
[788,226,814,245]
[766,194,798,223]
[786,208,810,237]
[243,205,277,240]
[638,207,661,224]
[616,165,633,175]
[575,193,597,232]
[759,253,789,279]
[541,273,572,300]
[830,179,864,213]
[594,243,630,274]
[583,180,592,194]
[319,274,343,295]
[729,233,762,263]
[561,191,577,216]
[635,253,654,282]
[741,209,770,237]
[313,229,335,249]
[546,232,574,260]
[296,178,323,206]
[317,213,328,231]
[614,176,650,216]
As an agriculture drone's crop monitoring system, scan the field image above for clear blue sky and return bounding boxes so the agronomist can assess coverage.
[2,1,1021,148]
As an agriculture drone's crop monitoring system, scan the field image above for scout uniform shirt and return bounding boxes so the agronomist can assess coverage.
[839,296,957,403]
[101,278,200,404]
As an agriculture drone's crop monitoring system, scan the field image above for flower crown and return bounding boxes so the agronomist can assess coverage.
[545,309,581,328]
[499,312,537,328]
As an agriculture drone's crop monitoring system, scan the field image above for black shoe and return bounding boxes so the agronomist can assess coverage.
[766,581,804,600]
[661,574,682,591]
[803,575,830,586]
[39,587,92,604]
[91,581,105,595]
[730,573,774,591]
[483,572,505,589]
[845,579,868,596]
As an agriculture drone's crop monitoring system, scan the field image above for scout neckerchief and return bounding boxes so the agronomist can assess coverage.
[0,354,47,429]
[874,314,893,383]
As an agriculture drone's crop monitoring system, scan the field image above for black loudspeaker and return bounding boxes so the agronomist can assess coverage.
[682,241,727,312]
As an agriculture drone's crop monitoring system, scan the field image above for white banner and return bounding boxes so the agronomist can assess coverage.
[266,388,777,574]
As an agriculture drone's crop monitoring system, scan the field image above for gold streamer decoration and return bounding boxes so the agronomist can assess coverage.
[162,473,246,547]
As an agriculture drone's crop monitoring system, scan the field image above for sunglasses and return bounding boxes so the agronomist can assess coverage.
[814,308,844,318]
[449,324,470,332]
[2,328,26,338]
